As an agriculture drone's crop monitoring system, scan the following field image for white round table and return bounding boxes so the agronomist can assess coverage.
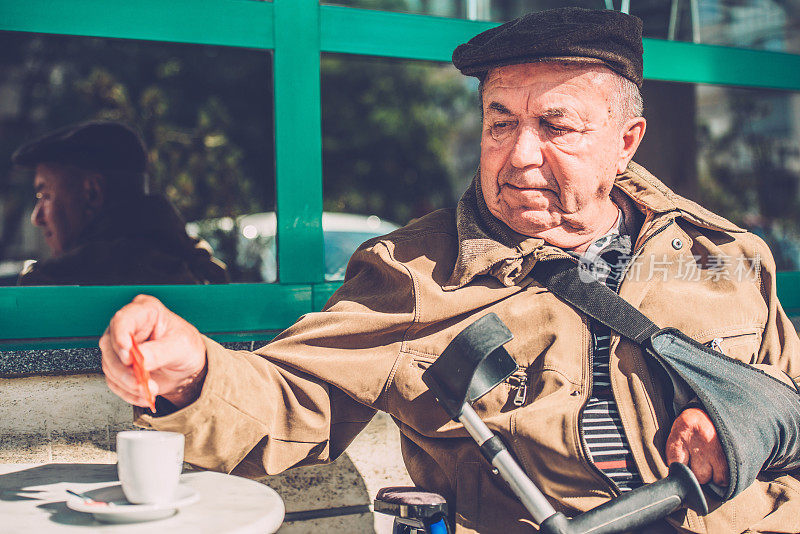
[0,463,284,533]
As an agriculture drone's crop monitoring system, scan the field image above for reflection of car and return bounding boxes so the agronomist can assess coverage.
[186,212,400,283]
[0,260,28,286]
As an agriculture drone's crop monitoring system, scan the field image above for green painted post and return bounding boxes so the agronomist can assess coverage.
[0,0,274,48]
[777,272,800,315]
[272,0,325,284]
[642,38,800,92]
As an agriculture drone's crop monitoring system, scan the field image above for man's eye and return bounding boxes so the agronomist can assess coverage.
[543,122,570,135]
[489,120,517,140]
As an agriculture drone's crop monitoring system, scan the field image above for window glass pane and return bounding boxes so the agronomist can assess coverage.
[0,32,275,285]
[637,80,800,271]
[695,84,800,269]
[321,54,479,267]
[635,0,800,53]
[324,1,800,54]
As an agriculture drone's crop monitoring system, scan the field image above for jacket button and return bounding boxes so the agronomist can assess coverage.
[671,238,683,250]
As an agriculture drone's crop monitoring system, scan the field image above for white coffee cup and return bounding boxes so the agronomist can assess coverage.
[116,430,185,504]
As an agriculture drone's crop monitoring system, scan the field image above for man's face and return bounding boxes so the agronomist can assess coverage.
[480,62,644,249]
[30,163,93,257]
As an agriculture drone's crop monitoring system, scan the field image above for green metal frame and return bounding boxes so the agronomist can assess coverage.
[2,0,800,350]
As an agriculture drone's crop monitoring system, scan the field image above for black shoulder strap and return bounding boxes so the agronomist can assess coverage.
[533,259,660,346]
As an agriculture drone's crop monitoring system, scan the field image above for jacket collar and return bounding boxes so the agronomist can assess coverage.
[615,162,744,233]
[444,161,744,290]
[443,173,559,291]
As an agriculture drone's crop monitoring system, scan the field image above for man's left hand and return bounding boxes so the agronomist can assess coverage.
[665,407,729,487]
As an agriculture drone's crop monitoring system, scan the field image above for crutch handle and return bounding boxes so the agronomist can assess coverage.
[540,462,708,534]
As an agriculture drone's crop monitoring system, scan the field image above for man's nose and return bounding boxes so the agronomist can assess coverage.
[509,125,544,168]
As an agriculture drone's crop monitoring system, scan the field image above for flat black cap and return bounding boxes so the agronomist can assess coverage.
[12,121,147,173]
[452,7,644,87]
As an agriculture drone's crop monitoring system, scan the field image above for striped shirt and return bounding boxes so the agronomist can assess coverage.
[572,211,643,492]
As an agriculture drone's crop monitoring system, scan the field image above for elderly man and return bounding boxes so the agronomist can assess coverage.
[100,8,800,533]
[12,121,228,285]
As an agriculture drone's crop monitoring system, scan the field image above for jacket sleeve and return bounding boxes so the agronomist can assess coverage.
[135,239,416,476]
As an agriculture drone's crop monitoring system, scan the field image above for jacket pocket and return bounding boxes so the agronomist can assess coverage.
[412,354,530,409]
[701,330,761,363]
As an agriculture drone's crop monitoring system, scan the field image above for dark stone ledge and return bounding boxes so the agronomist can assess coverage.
[0,341,256,377]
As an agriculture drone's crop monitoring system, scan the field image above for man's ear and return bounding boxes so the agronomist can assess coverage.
[82,172,105,210]
[616,117,646,174]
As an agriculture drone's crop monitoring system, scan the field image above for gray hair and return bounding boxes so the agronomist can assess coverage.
[607,70,644,122]
[478,61,643,125]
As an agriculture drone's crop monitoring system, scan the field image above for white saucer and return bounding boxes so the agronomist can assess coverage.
[66,483,200,524]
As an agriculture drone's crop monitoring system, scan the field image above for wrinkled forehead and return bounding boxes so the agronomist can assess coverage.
[483,61,612,93]
[33,162,81,190]
[481,61,616,119]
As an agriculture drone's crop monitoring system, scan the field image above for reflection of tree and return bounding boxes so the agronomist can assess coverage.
[0,34,273,222]
[697,90,800,269]
[321,0,480,225]
[322,54,475,224]
[0,33,276,265]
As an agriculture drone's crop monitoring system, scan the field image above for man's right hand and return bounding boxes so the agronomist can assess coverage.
[99,295,208,410]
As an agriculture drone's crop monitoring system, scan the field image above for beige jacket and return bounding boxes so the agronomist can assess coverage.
[138,163,800,533]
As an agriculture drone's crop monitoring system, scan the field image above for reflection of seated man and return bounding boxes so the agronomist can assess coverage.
[12,121,228,285]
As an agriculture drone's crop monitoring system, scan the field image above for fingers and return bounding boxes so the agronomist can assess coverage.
[100,294,206,408]
[665,421,712,484]
[665,426,689,466]
[709,435,730,487]
[666,407,729,487]
[666,433,712,484]
[100,328,133,384]
[105,294,164,365]
[135,336,176,372]
[690,455,713,485]
[714,463,730,487]
[102,357,147,407]
[100,295,166,406]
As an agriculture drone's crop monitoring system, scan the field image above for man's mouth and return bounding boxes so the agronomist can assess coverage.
[499,183,564,211]
[501,183,555,195]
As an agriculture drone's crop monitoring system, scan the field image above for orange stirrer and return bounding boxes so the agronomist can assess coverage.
[130,335,156,412]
